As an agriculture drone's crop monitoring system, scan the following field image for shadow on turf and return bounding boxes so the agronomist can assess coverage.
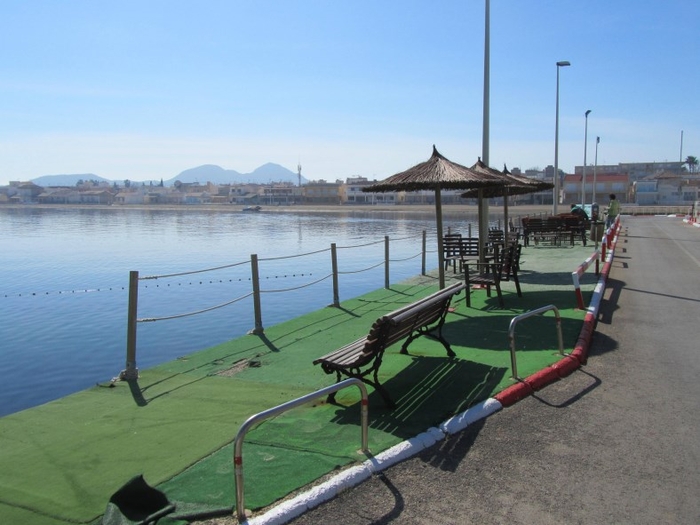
[447,290,587,350]
[330,356,507,440]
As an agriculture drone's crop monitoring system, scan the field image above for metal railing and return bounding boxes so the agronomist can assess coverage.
[508,305,564,379]
[233,378,369,522]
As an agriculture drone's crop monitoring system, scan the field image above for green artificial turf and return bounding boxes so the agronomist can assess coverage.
[0,256,596,524]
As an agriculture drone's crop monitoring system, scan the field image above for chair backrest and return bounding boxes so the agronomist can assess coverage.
[443,233,463,256]
[459,237,480,256]
[499,243,521,280]
[488,229,505,243]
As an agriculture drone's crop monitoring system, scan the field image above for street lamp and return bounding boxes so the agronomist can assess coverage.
[593,136,600,204]
[553,60,571,215]
[582,109,591,206]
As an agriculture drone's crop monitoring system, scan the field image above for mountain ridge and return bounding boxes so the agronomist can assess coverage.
[31,163,306,187]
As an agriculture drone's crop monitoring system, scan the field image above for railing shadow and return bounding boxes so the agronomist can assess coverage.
[531,368,602,408]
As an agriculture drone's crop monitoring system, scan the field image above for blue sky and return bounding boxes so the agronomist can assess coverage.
[1,1,698,185]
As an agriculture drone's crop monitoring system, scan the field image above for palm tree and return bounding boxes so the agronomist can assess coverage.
[684,155,698,173]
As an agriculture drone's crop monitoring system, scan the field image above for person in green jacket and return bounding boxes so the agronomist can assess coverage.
[606,194,620,228]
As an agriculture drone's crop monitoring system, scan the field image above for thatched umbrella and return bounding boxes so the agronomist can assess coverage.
[461,160,554,243]
[362,146,506,288]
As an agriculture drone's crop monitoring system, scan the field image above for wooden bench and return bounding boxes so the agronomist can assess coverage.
[463,243,522,308]
[521,217,562,246]
[556,213,590,246]
[313,282,465,408]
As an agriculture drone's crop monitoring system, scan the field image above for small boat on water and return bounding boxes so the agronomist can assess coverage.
[242,205,262,212]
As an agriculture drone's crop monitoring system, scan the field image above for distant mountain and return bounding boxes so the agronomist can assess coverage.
[166,163,305,185]
[31,174,110,187]
[29,163,307,188]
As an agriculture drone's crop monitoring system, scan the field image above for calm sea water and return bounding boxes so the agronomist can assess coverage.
[1,206,490,417]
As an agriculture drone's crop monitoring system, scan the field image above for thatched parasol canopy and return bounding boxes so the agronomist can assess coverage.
[460,160,554,242]
[363,146,506,288]
[460,161,553,199]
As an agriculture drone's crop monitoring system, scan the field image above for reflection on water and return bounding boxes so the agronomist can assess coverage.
[0,206,513,416]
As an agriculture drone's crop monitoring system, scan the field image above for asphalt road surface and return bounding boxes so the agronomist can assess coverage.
[287,216,700,525]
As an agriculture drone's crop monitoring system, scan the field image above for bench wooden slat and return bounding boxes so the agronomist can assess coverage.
[313,282,465,408]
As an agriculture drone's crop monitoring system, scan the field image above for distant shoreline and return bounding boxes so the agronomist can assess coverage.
[1,202,553,218]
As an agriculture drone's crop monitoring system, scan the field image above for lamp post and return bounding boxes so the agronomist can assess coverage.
[592,136,600,204]
[478,0,491,266]
[581,109,591,206]
[553,60,570,215]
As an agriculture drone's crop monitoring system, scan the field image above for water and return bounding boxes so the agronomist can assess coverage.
[0,206,486,417]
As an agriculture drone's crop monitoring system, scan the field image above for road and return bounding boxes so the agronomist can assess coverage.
[287,217,700,525]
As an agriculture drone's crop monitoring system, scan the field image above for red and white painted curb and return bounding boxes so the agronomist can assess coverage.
[496,216,619,407]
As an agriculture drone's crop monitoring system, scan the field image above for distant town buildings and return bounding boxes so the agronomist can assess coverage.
[2,159,698,207]
[564,160,699,205]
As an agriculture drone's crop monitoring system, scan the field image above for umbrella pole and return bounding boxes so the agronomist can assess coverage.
[504,189,510,245]
[478,190,487,265]
[435,189,445,289]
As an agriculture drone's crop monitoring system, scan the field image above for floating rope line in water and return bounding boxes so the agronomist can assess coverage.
[5,273,317,297]
[3,287,127,298]
[260,273,332,293]
[141,274,315,288]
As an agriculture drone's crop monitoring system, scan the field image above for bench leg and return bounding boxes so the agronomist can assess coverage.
[370,366,395,409]
[325,370,344,404]
[399,329,456,358]
[325,369,395,409]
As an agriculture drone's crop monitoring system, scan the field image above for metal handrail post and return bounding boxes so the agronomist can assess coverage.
[508,305,564,379]
[121,270,139,380]
[233,378,369,522]
[384,236,390,289]
[249,254,264,334]
[421,230,426,276]
[331,243,340,307]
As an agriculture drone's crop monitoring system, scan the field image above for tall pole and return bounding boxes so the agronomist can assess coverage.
[680,130,684,162]
[553,60,570,215]
[593,136,600,204]
[479,0,490,265]
[482,0,490,165]
[582,110,591,206]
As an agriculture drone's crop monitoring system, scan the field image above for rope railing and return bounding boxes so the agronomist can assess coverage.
[259,273,333,294]
[137,292,254,323]
[336,237,389,249]
[140,259,250,280]
[258,246,330,262]
[337,260,385,275]
[390,251,423,263]
[120,231,432,380]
